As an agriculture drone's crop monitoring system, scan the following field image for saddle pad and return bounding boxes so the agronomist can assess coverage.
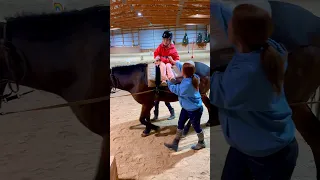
[147,63,183,87]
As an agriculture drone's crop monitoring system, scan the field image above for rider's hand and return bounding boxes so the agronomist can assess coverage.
[168,56,175,64]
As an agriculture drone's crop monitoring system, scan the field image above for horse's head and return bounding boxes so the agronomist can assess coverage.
[0,22,28,107]
[0,22,7,108]
[109,68,117,94]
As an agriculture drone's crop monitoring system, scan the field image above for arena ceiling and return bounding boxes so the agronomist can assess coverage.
[110,0,210,30]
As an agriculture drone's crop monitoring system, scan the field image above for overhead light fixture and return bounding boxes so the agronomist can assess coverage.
[110,28,121,31]
[111,26,114,28]
[138,12,142,16]
[189,14,210,18]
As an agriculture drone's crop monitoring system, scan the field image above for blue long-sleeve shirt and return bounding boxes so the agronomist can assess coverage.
[167,62,202,111]
[210,2,295,157]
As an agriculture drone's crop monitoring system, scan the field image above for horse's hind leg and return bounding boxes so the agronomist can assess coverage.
[140,103,160,137]
[284,46,320,179]
[291,105,320,179]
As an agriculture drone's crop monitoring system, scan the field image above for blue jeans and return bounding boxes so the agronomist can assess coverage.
[177,106,203,133]
[222,138,299,180]
[154,101,173,112]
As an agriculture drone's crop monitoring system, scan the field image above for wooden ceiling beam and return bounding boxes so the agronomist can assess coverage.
[126,0,180,5]
[112,10,209,15]
[110,0,210,29]
[111,8,209,14]
[112,17,209,22]
[111,12,209,20]
[112,21,209,27]
[123,0,209,5]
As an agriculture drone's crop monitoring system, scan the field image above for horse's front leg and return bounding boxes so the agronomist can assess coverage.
[292,105,320,179]
[140,103,160,137]
[201,94,211,126]
[94,135,108,180]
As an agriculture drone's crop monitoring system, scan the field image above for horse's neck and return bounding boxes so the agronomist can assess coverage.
[115,69,145,93]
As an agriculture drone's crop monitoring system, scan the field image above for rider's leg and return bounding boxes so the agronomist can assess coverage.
[159,62,167,84]
[166,63,175,80]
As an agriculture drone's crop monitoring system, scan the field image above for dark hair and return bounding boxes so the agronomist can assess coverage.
[183,63,199,90]
[232,4,285,95]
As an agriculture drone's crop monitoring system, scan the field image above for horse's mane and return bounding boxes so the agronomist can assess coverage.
[112,63,148,74]
[5,5,109,41]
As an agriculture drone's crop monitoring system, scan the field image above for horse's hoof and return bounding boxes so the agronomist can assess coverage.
[155,127,161,133]
[141,132,150,137]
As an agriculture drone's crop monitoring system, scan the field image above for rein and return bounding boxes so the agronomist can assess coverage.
[1,87,320,116]
[0,89,155,116]
[0,48,320,116]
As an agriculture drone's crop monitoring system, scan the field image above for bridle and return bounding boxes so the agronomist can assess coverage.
[0,22,27,102]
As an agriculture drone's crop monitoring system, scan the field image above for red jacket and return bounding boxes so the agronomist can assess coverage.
[154,43,180,64]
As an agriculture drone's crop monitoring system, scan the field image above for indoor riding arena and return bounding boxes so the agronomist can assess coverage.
[0,1,107,180]
[110,0,210,179]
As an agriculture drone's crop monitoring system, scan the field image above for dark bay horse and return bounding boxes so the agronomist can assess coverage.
[110,62,211,136]
[211,1,320,178]
[0,6,110,180]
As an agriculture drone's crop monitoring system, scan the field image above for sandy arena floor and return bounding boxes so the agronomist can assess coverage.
[0,53,316,180]
[110,57,211,180]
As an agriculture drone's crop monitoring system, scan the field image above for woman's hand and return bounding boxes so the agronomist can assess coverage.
[168,56,175,64]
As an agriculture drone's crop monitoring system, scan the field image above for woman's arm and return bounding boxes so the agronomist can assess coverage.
[167,79,188,97]
[210,63,254,110]
[174,61,183,72]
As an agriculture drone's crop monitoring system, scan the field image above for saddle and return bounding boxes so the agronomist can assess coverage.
[147,63,183,87]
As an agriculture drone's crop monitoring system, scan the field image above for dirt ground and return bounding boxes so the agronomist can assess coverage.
[109,55,316,180]
[110,57,211,180]
[0,53,316,180]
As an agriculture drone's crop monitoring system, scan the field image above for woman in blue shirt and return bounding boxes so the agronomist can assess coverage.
[164,60,205,152]
[211,3,298,180]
